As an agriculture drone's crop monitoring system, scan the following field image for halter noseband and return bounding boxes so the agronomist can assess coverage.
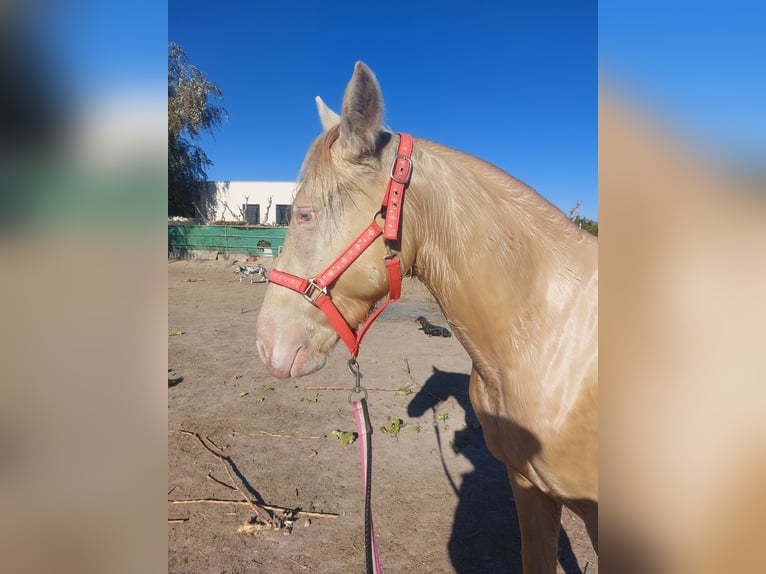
[267,133,414,358]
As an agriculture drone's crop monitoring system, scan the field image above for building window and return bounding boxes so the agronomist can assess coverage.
[244,204,260,225]
[276,204,291,225]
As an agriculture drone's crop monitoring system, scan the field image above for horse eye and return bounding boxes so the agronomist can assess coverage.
[296,210,316,224]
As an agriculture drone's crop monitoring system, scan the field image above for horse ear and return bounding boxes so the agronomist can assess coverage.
[315,96,340,131]
[339,61,383,158]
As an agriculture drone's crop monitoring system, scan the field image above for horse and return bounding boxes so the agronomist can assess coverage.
[255,62,598,574]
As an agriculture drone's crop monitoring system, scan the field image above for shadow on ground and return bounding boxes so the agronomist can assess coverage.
[408,367,584,574]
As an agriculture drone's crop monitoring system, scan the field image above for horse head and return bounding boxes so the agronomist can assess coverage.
[255,62,398,378]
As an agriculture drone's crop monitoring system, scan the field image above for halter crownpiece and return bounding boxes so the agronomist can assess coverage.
[381,133,413,240]
[268,133,413,358]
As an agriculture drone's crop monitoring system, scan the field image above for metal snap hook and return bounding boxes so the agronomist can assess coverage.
[347,358,362,389]
[347,358,368,403]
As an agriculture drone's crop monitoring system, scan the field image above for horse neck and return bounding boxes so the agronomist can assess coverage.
[398,139,595,350]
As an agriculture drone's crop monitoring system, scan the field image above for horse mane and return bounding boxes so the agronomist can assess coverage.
[411,138,588,261]
[414,138,578,235]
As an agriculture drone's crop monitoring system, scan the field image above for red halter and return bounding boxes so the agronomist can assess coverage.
[267,133,413,358]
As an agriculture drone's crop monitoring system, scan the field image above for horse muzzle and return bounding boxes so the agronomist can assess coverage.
[255,322,328,379]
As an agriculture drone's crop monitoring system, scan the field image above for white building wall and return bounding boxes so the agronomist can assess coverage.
[196,181,297,225]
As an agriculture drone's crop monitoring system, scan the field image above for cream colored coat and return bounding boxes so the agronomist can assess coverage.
[256,62,597,574]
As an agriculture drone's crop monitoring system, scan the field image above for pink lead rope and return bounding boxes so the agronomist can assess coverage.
[353,395,382,574]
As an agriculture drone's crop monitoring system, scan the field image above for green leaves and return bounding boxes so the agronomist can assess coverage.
[380,418,406,438]
[168,42,228,217]
[573,215,598,236]
[168,42,227,139]
[331,430,358,446]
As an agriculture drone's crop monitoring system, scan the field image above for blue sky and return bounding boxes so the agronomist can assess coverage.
[169,1,598,220]
[599,1,765,169]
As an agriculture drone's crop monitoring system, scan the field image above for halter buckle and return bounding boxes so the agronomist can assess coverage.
[301,278,327,306]
[390,154,412,184]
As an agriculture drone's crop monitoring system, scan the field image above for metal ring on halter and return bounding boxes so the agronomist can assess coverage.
[383,242,397,260]
[348,387,368,404]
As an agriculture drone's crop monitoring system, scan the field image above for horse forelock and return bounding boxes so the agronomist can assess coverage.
[295,125,388,231]
[297,127,339,198]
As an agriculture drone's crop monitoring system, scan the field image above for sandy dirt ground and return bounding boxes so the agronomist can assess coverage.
[168,258,597,573]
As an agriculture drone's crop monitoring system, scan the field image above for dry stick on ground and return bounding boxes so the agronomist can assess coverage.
[173,429,273,525]
[403,356,412,376]
[303,385,412,392]
[207,473,236,490]
[204,434,224,450]
[168,499,338,519]
[287,556,309,571]
[232,430,324,440]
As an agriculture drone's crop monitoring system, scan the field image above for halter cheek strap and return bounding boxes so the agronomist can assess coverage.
[267,133,413,358]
